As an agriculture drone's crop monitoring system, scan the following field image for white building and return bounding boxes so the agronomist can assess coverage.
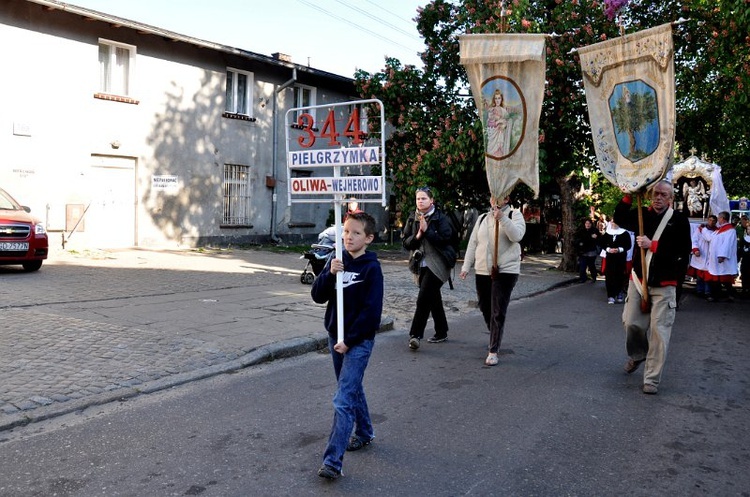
[0,0,379,250]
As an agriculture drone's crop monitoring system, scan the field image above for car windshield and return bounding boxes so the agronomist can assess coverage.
[0,189,22,210]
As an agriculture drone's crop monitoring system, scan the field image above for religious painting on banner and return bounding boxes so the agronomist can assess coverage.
[459,34,546,200]
[578,24,675,193]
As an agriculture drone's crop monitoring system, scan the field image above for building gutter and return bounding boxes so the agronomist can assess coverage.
[270,69,297,243]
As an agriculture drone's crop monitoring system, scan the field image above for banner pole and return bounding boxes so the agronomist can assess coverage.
[637,193,650,312]
[492,217,499,278]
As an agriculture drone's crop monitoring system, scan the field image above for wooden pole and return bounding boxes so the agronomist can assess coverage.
[637,193,650,312]
[491,217,500,278]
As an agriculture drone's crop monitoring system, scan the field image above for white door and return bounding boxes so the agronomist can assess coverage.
[85,157,136,248]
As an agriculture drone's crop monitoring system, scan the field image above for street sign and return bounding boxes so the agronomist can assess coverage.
[285,99,386,207]
[285,99,386,343]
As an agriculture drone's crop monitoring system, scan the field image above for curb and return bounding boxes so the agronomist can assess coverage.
[0,316,395,432]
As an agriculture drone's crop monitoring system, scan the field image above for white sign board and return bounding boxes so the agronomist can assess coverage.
[152,175,179,191]
[285,99,386,206]
[288,147,380,167]
[290,176,383,195]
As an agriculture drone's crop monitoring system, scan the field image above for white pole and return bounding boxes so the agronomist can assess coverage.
[334,166,344,344]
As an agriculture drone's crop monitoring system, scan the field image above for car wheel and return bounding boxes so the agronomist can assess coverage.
[22,261,43,272]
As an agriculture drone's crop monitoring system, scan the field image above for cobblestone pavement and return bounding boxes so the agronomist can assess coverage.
[0,245,575,430]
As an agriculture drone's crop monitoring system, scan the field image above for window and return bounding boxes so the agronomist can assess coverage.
[223,164,252,226]
[292,84,317,123]
[98,39,135,97]
[225,68,254,117]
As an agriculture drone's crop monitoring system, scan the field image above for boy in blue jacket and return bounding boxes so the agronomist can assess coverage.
[311,211,384,480]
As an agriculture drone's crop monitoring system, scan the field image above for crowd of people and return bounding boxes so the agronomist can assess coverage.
[575,206,748,305]
[309,183,747,480]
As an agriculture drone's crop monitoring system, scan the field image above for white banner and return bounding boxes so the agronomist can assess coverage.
[578,24,675,193]
[459,33,546,200]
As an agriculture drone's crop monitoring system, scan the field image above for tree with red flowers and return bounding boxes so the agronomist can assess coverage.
[355,0,750,271]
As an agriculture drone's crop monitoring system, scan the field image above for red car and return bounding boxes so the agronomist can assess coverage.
[0,187,48,271]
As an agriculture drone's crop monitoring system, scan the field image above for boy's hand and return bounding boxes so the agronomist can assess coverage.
[330,258,343,274]
[333,341,349,354]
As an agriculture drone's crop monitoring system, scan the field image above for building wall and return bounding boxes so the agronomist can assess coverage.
[0,0,365,250]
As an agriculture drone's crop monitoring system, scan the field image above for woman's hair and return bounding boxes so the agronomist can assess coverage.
[416,186,434,199]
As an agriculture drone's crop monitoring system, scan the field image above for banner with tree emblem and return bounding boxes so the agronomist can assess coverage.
[459,34,546,200]
[578,23,675,193]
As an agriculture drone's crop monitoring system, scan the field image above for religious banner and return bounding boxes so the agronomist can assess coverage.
[578,23,675,193]
[459,33,546,200]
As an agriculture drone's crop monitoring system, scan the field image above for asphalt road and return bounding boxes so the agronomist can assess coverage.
[1,281,747,497]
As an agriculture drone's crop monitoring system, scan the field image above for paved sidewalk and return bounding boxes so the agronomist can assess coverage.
[0,246,576,431]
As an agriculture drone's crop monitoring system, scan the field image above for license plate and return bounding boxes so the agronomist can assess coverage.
[0,242,29,251]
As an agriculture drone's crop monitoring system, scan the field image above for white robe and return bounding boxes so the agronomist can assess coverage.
[689,225,711,271]
[702,223,738,277]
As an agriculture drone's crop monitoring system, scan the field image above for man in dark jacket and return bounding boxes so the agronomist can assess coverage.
[614,180,692,395]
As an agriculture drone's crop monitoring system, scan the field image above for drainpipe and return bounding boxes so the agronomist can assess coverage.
[271,68,296,243]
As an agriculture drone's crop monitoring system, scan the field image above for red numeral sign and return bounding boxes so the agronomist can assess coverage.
[295,108,364,148]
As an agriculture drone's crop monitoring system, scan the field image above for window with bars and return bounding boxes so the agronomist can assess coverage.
[223,164,251,226]
[98,39,136,97]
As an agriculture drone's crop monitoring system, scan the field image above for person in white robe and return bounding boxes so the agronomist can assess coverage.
[702,211,738,301]
[688,215,716,297]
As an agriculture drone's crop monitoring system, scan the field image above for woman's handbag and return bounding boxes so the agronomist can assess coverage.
[408,249,423,275]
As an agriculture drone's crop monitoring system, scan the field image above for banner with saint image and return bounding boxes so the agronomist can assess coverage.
[578,24,675,193]
[459,34,546,200]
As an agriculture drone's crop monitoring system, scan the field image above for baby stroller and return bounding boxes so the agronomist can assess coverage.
[300,226,336,284]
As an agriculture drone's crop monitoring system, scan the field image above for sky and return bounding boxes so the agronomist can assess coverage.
[68,0,428,77]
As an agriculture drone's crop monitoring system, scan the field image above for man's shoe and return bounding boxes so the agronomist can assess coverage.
[624,358,645,374]
[408,337,420,350]
[642,384,658,395]
[427,335,447,343]
[346,436,373,451]
[317,465,342,479]
[485,353,499,366]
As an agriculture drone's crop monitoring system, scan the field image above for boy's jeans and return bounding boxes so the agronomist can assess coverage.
[323,337,374,472]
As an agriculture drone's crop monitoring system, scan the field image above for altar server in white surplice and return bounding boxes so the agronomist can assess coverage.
[701,211,738,301]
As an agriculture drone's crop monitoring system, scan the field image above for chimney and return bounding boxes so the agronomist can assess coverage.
[272,52,292,63]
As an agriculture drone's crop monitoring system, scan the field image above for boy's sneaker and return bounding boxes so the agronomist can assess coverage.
[427,335,447,343]
[408,337,420,350]
[607,297,615,305]
[346,436,374,451]
[317,465,342,480]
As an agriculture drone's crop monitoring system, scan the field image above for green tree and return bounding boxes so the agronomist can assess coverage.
[357,0,620,270]
[355,0,750,271]
[628,0,750,196]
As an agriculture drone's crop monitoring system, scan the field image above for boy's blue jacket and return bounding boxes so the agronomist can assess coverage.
[310,250,384,348]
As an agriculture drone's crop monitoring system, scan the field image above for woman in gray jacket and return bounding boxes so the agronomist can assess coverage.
[460,196,526,366]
